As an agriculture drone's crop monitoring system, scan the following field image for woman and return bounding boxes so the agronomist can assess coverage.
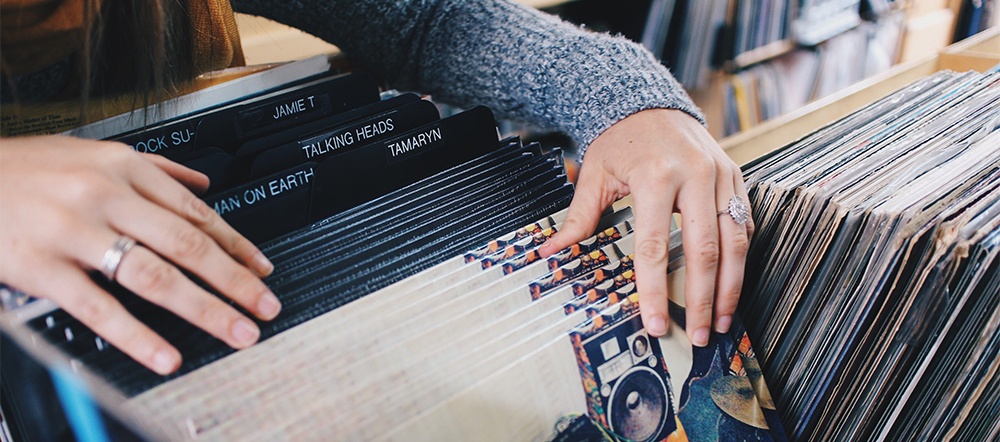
[0,0,753,375]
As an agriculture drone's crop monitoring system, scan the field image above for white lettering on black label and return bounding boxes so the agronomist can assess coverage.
[385,127,442,162]
[213,196,241,215]
[211,167,313,216]
[355,118,394,142]
[268,168,314,196]
[301,131,354,159]
[299,117,396,160]
[272,95,317,120]
[129,128,195,153]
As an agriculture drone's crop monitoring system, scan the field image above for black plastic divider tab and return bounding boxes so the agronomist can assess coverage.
[310,106,501,220]
[108,70,345,159]
[236,93,422,159]
[194,72,380,153]
[262,137,530,255]
[174,148,235,190]
[202,162,318,244]
[206,97,439,192]
[249,99,440,178]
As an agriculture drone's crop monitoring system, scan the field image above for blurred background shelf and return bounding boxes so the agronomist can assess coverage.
[234,1,998,162]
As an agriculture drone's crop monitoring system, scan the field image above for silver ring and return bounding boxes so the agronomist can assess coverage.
[100,236,137,281]
[718,195,750,225]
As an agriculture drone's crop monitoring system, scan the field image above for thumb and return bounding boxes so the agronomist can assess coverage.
[539,164,608,258]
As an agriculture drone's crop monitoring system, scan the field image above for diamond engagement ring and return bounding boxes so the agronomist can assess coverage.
[718,196,750,225]
[100,236,137,281]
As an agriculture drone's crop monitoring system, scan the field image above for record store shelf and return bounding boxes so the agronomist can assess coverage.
[719,26,1000,165]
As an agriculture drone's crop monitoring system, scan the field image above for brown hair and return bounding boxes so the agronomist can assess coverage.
[83,0,195,108]
[0,0,196,109]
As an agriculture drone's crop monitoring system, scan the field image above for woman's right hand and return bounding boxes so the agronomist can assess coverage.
[0,135,281,375]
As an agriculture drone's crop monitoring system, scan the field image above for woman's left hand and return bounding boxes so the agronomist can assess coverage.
[539,108,754,346]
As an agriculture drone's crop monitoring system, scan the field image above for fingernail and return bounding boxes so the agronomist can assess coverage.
[692,327,710,347]
[253,252,274,276]
[257,292,282,319]
[153,349,179,374]
[232,319,260,347]
[646,315,667,336]
[715,315,732,333]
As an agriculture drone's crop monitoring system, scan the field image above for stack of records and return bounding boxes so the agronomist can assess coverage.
[740,69,1000,440]
[2,70,788,441]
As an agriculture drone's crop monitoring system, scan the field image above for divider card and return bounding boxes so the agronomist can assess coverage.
[235,92,422,159]
[194,72,381,152]
[310,106,503,220]
[195,97,440,193]
[108,69,349,159]
[248,98,440,177]
[202,162,317,244]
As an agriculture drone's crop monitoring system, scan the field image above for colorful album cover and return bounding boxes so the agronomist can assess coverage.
[479,227,558,269]
[464,221,556,263]
[528,249,613,300]
[562,257,636,313]
[502,222,631,275]
[568,296,787,442]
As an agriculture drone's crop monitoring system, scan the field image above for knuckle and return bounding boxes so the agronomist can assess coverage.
[46,208,83,241]
[173,228,211,261]
[718,290,742,311]
[688,293,715,315]
[692,240,721,266]
[62,170,118,206]
[228,235,257,260]
[637,162,676,187]
[226,269,265,300]
[730,233,751,256]
[185,193,216,226]
[131,259,176,296]
[636,237,670,264]
[193,300,225,331]
[100,142,138,166]
[560,217,589,237]
[685,156,716,177]
[69,294,115,324]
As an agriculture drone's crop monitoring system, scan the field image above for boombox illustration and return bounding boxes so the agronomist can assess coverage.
[570,300,679,442]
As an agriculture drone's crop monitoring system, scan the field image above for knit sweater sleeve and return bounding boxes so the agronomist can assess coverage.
[230,0,704,155]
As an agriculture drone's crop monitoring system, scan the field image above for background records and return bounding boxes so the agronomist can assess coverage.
[738,68,1000,441]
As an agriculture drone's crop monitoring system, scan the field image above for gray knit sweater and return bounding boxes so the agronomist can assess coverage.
[232,0,704,154]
